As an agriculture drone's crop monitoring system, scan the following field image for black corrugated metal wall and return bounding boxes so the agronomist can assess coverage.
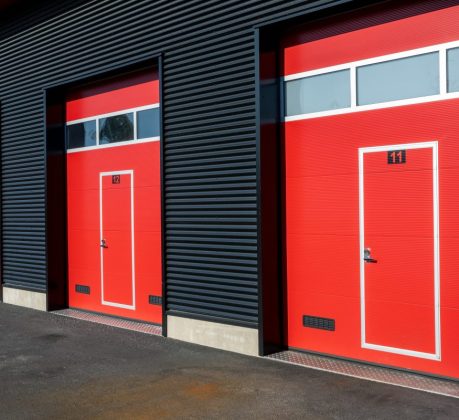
[0,0,354,326]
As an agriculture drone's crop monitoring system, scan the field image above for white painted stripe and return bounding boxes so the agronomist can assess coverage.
[95,117,100,146]
[284,91,459,122]
[67,137,160,154]
[439,48,448,95]
[100,170,136,311]
[359,141,440,360]
[350,66,357,108]
[433,142,441,360]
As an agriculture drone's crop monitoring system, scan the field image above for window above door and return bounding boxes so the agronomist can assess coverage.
[284,39,459,121]
[66,104,160,152]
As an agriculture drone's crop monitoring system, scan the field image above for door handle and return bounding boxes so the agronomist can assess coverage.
[364,248,377,263]
[100,239,108,248]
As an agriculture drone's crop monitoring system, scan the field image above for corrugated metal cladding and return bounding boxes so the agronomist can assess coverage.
[0,0,355,325]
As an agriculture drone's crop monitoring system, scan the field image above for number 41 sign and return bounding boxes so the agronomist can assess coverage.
[387,149,406,164]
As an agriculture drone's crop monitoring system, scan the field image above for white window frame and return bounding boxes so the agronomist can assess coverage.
[284,39,459,121]
[66,103,160,153]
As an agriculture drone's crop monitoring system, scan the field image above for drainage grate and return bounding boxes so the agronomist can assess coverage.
[266,350,459,399]
[53,309,162,336]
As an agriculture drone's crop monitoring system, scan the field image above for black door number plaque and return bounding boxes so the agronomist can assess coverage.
[112,175,121,184]
[387,150,406,164]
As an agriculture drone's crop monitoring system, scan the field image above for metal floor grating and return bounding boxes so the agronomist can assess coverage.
[53,309,162,336]
[266,350,459,399]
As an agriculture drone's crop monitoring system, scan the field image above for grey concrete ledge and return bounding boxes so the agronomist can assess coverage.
[167,315,259,356]
[2,287,46,311]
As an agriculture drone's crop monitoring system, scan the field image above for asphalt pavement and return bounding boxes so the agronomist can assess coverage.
[0,303,457,419]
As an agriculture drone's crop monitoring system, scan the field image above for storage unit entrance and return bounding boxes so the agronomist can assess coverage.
[281,4,459,378]
[66,71,162,324]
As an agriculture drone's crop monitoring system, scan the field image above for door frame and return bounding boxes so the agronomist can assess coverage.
[358,140,440,360]
[99,169,136,310]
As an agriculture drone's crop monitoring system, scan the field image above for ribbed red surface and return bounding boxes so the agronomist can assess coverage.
[283,3,459,76]
[283,4,459,378]
[66,70,159,121]
[66,73,162,324]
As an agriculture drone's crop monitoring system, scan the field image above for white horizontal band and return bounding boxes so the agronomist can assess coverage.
[67,136,160,153]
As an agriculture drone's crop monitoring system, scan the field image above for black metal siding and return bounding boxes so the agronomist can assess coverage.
[0,0,355,324]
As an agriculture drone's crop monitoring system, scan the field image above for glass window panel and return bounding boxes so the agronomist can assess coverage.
[137,107,160,139]
[447,47,459,93]
[99,113,134,144]
[67,120,97,149]
[357,52,439,106]
[285,69,351,116]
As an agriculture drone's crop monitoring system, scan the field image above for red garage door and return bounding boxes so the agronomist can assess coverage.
[282,4,459,378]
[66,71,162,324]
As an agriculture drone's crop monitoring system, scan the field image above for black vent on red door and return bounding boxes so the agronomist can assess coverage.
[149,295,162,306]
[75,285,90,295]
[303,315,335,331]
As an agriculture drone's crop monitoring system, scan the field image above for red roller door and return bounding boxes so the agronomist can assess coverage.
[66,71,162,324]
[282,5,459,378]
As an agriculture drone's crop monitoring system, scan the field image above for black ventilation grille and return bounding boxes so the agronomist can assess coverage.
[303,315,335,331]
[149,295,162,306]
[75,284,90,295]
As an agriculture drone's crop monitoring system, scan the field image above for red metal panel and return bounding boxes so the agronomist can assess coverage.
[66,71,161,324]
[66,70,159,122]
[283,5,459,378]
[67,141,162,324]
[283,2,459,378]
[283,5,459,76]
[284,100,459,378]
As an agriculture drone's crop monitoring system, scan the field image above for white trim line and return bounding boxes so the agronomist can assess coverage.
[439,48,448,95]
[67,136,160,154]
[133,107,138,140]
[350,66,357,108]
[358,141,440,361]
[100,170,136,310]
[285,91,459,122]
[95,118,100,146]
[67,103,160,125]
[284,38,459,121]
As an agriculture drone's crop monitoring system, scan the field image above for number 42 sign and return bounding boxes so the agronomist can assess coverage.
[387,149,406,164]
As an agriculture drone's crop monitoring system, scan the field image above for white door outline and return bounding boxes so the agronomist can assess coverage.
[100,169,136,310]
[358,141,440,360]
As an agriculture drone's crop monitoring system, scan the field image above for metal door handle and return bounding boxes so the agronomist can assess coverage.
[364,248,377,263]
[100,239,108,248]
